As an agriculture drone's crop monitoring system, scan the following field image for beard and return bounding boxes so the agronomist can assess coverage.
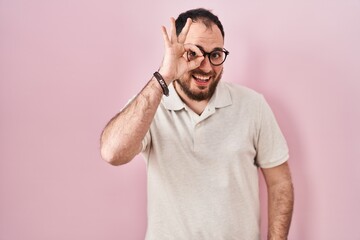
[175,69,223,101]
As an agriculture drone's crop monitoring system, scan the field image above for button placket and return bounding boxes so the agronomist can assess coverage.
[193,121,201,152]
[187,106,216,152]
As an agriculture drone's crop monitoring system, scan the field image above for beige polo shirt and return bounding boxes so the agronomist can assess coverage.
[141,81,289,240]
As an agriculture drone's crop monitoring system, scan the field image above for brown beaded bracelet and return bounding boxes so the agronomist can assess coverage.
[153,72,169,96]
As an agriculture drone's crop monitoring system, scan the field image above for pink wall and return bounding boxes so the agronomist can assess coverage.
[1,0,359,239]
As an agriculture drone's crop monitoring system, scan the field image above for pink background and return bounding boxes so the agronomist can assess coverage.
[1,0,359,239]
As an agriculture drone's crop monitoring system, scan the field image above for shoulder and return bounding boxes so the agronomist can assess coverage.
[221,81,263,104]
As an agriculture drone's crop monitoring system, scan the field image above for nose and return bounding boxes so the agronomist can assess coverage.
[198,54,213,73]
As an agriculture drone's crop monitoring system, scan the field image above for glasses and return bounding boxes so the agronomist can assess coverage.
[187,47,229,66]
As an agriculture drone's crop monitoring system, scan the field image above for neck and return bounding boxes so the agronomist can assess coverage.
[174,82,209,115]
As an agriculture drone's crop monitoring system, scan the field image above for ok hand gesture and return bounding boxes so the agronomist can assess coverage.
[159,18,204,84]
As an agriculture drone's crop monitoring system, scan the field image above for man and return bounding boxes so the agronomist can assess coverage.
[100,8,294,240]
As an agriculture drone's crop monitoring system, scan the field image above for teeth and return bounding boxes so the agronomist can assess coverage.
[193,75,210,81]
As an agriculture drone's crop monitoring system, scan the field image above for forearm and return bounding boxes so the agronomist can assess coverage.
[100,78,163,165]
[267,180,294,240]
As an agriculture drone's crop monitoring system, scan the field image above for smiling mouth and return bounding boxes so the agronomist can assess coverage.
[192,74,211,85]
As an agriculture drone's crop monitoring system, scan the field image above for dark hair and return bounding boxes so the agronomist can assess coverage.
[175,8,225,39]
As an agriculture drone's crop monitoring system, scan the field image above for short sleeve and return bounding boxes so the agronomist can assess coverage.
[255,95,289,168]
[141,130,151,154]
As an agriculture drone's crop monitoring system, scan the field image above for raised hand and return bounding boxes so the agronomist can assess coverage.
[159,17,204,85]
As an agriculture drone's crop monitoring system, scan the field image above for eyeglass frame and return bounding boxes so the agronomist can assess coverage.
[187,46,230,66]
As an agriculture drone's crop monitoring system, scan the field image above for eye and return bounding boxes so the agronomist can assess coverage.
[189,51,197,57]
[187,50,197,61]
[210,51,222,59]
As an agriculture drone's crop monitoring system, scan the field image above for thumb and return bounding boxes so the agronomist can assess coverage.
[187,56,204,71]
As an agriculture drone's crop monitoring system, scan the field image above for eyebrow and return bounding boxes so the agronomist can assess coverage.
[195,45,223,53]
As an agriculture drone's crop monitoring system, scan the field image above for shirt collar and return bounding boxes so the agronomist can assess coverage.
[162,81,232,111]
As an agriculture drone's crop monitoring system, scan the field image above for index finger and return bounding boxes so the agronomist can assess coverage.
[184,44,204,60]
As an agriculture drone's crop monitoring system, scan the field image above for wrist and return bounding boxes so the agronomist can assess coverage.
[153,72,169,96]
[158,69,173,85]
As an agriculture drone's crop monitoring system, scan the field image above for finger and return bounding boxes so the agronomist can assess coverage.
[184,44,203,57]
[161,26,170,47]
[187,55,205,70]
[169,17,177,43]
[178,18,192,43]
[184,44,204,70]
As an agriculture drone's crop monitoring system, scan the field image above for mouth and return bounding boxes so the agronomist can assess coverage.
[192,74,211,86]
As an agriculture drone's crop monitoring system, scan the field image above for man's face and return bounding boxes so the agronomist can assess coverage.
[175,21,224,101]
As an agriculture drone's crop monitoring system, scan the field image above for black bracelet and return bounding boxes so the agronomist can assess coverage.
[153,71,169,96]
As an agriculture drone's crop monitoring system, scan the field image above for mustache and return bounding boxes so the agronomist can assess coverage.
[190,69,215,77]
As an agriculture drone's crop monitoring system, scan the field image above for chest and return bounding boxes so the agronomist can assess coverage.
[151,105,258,157]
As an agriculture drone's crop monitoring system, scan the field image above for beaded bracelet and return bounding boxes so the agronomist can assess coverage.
[153,71,169,96]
